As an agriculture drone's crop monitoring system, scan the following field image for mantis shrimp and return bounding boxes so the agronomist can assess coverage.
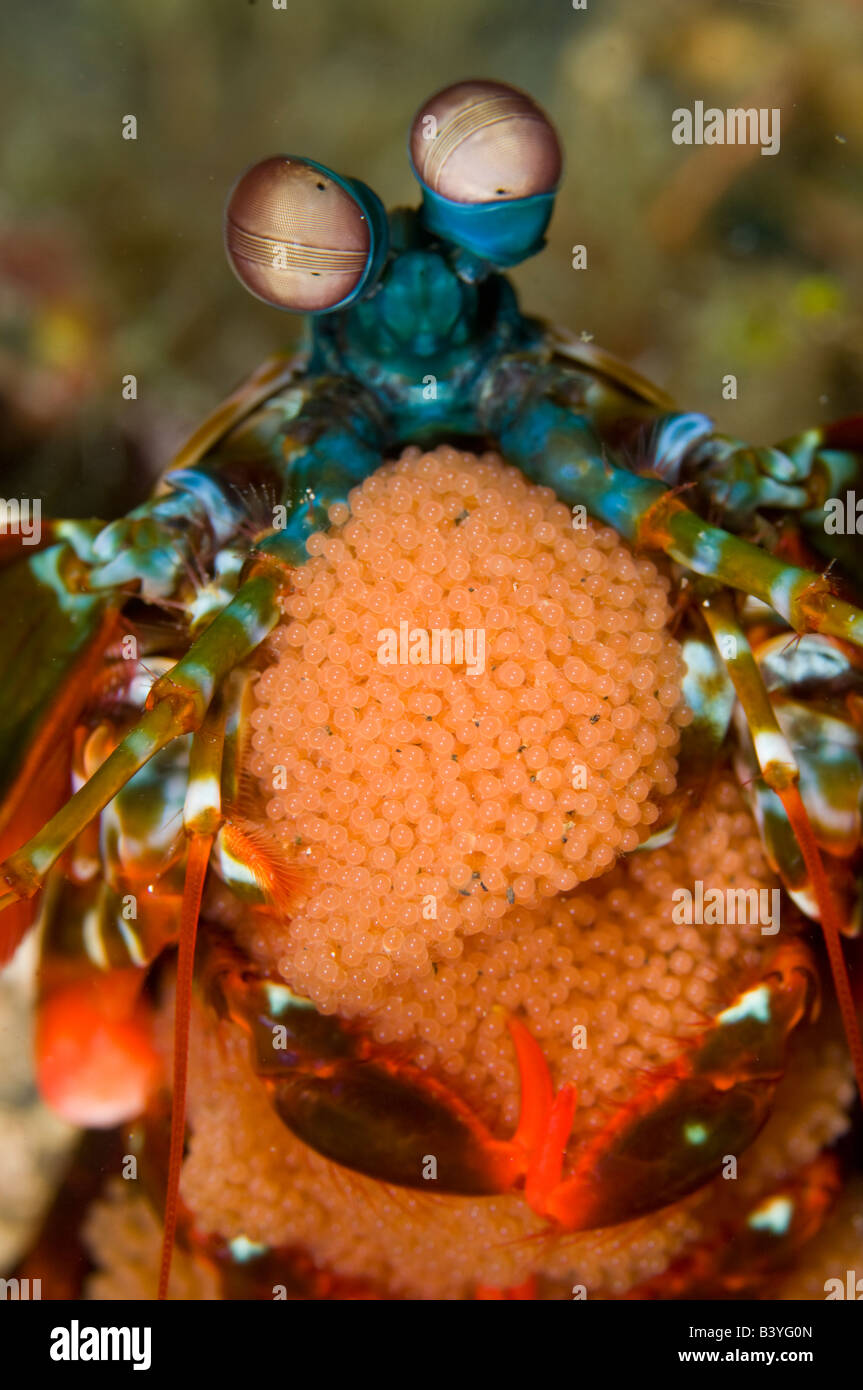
[3,79,862,1301]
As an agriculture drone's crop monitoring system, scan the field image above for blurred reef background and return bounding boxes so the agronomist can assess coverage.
[0,0,861,1269]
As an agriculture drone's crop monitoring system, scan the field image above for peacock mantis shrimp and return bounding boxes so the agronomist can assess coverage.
[2,79,862,1301]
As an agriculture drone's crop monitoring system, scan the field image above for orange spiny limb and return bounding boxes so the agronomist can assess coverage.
[779,781,863,1101]
[524,1087,577,1217]
[216,817,312,919]
[158,830,213,1301]
[506,1015,555,1158]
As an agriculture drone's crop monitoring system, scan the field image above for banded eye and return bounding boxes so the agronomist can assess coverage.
[225,156,377,313]
[409,80,562,204]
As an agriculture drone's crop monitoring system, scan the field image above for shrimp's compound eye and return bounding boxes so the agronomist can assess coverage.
[410,80,562,205]
[409,80,561,266]
[225,156,387,314]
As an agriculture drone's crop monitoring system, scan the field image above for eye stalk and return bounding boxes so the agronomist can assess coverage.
[408,79,561,266]
[409,80,562,267]
[225,156,388,314]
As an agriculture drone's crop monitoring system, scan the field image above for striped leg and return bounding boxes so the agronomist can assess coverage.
[159,696,228,1300]
[699,591,863,1102]
[485,381,863,649]
[0,370,387,918]
[0,573,283,913]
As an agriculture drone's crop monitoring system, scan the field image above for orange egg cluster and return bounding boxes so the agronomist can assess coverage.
[83,775,854,1299]
[245,445,690,1013]
[172,1000,850,1300]
[357,774,797,1136]
[79,444,856,1302]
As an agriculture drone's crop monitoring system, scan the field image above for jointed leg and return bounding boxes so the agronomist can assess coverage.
[0,573,282,912]
[488,388,863,648]
[159,696,228,1300]
[699,591,863,1101]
